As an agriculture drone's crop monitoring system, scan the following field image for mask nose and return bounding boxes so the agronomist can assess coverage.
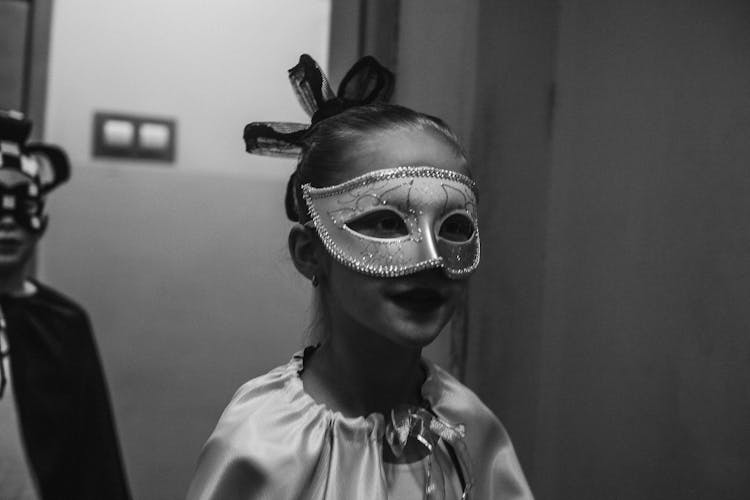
[418,215,441,262]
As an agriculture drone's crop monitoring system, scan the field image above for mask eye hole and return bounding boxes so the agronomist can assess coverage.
[22,199,41,214]
[345,209,409,239]
[439,213,475,242]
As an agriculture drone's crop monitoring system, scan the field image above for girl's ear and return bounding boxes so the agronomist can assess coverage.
[288,225,328,283]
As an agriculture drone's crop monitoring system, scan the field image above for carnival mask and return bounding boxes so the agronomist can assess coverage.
[303,166,480,279]
[0,178,46,233]
[0,110,71,233]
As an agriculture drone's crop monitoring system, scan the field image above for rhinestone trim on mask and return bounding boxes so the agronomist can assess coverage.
[305,166,479,200]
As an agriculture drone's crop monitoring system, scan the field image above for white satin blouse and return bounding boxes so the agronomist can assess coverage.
[187,351,533,499]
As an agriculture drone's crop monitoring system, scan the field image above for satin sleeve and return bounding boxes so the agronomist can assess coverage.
[186,438,267,500]
[482,415,534,499]
[186,359,390,500]
[185,364,330,500]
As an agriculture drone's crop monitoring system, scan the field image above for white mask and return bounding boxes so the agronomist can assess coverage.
[303,166,480,279]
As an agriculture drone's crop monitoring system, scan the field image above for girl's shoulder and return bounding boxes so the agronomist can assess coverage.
[210,352,325,443]
[199,351,384,462]
[187,352,386,499]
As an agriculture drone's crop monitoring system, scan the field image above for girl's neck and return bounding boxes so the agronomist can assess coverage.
[0,265,28,296]
[304,323,426,418]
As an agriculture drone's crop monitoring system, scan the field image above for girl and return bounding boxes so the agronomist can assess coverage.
[187,55,532,500]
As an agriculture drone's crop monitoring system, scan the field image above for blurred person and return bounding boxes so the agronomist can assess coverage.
[187,55,532,499]
[0,110,130,499]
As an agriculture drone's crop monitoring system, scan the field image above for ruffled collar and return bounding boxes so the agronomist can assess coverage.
[282,348,445,439]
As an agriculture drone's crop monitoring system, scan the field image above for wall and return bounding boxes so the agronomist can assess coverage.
[395,0,479,147]
[40,1,330,499]
[464,0,557,477]
[535,1,750,497]
[466,1,750,497]
[328,0,479,185]
[44,0,330,176]
[0,0,28,109]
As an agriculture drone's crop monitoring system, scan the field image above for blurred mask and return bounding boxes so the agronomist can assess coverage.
[0,110,70,233]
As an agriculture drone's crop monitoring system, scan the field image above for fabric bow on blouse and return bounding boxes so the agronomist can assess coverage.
[386,405,474,498]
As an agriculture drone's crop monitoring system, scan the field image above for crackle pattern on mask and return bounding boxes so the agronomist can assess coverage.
[303,166,480,279]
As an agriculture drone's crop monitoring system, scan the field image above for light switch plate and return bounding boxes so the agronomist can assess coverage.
[93,112,176,163]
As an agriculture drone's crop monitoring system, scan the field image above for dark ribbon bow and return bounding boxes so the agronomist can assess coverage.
[243,54,394,158]
[385,405,474,499]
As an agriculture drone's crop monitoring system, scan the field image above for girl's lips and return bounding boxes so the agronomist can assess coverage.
[388,287,447,312]
[0,237,23,249]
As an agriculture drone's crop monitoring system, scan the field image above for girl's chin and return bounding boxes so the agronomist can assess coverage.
[0,250,26,264]
[381,323,444,349]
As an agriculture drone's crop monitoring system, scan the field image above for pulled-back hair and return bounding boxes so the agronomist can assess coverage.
[284,103,466,223]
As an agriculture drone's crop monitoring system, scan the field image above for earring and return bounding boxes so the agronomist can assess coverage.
[311,274,319,287]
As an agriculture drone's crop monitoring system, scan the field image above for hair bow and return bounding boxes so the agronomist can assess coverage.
[243,54,394,158]
[385,405,474,499]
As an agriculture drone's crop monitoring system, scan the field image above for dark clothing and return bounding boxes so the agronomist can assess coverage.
[1,281,130,500]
